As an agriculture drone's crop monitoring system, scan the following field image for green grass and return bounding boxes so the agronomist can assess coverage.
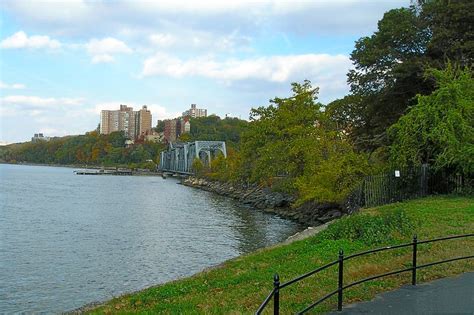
[87,195,474,314]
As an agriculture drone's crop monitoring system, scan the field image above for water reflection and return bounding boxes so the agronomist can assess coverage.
[206,193,297,253]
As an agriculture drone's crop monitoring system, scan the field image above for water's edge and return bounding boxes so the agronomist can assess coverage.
[68,223,330,314]
[182,176,346,226]
[68,178,336,314]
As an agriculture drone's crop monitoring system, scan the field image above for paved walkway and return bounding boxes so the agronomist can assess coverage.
[331,272,474,314]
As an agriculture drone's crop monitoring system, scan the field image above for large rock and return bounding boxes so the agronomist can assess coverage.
[182,176,348,226]
[317,209,343,223]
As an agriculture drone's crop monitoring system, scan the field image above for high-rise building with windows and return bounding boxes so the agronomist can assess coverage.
[164,119,179,143]
[163,117,191,143]
[136,105,152,137]
[100,105,152,139]
[182,104,207,118]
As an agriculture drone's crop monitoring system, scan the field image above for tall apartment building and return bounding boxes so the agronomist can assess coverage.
[100,105,152,139]
[163,117,191,143]
[136,105,152,137]
[164,119,178,143]
[182,104,207,118]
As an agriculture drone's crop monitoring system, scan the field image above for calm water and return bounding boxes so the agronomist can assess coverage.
[0,164,302,313]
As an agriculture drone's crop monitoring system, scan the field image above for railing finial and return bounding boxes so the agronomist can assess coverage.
[338,249,344,311]
[274,273,280,284]
[273,273,280,315]
[412,234,418,285]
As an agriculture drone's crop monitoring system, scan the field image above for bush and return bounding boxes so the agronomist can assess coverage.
[320,209,415,245]
[192,158,205,177]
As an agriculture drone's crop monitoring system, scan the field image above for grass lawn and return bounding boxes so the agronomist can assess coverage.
[87,195,474,314]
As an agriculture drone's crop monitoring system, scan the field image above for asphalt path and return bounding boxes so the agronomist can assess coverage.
[330,272,474,314]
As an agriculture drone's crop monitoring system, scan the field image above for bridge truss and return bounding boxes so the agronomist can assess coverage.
[159,141,227,174]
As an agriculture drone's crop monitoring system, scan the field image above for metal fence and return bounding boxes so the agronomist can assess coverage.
[256,233,474,314]
[353,165,472,208]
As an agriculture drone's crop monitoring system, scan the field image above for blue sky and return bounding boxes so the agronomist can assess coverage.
[0,0,409,144]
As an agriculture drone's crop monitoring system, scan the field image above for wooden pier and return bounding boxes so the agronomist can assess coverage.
[74,169,133,176]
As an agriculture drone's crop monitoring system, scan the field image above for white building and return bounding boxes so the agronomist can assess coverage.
[31,133,50,143]
[182,104,207,118]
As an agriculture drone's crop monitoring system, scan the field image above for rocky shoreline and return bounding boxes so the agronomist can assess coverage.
[182,176,347,226]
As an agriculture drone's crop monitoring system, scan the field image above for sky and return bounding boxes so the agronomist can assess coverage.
[0,0,409,144]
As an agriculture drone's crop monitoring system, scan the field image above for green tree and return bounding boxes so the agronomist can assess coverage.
[389,65,474,174]
[155,120,165,133]
[339,0,474,151]
[108,131,126,147]
[178,133,192,142]
[238,81,370,204]
[346,6,433,150]
[192,158,205,177]
[189,115,248,148]
[423,0,474,68]
[295,133,369,204]
[240,80,322,187]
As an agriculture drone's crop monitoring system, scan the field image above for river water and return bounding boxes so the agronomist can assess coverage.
[0,164,303,313]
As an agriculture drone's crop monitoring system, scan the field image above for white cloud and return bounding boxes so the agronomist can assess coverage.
[0,95,84,114]
[1,0,410,143]
[0,81,26,89]
[149,33,176,47]
[148,31,251,52]
[91,54,115,64]
[141,53,351,83]
[85,37,132,63]
[0,95,97,141]
[86,102,127,115]
[0,31,61,49]
[146,104,181,121]
[86,37,132,55]
[3,0,408,38]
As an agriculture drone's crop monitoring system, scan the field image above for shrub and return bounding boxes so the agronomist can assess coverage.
[320,209,415,245]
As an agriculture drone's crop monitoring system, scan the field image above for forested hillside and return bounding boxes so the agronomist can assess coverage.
[0,116,249,168]
[187,115,249,148]
[0,131,164,169]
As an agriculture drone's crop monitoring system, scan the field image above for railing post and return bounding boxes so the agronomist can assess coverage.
[273,273,280,315]
[338,250,344,311]
[412,234,417,285]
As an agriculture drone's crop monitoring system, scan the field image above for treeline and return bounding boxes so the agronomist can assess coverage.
[155,115,249,148]
[187,115,249,148]
[0,131,165,169]
[0,116,249,168]
[201,0,474,205]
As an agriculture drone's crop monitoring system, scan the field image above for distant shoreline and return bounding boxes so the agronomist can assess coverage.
[1,161,80,169]
[0,162,164,176]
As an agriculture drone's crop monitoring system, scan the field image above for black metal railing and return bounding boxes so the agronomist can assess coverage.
[256,233,474,314]
[353,165,472,209]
